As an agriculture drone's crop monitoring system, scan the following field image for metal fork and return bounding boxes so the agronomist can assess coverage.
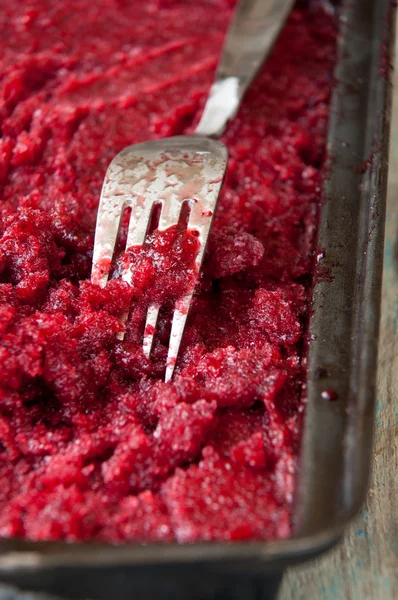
[91,0,294,382]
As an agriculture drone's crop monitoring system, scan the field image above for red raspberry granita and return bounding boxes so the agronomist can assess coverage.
[0,0,336,542]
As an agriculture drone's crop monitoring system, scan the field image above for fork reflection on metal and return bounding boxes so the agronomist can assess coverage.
[91,0,294,380]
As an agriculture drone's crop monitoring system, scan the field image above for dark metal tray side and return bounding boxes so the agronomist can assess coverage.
[0,0,394,597]
[294,0,395,538]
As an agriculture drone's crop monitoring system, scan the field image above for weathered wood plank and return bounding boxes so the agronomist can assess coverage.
[280,28,398,600]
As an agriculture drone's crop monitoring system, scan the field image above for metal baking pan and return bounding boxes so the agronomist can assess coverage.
[0,0,394,598]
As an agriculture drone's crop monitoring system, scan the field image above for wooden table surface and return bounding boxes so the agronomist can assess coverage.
[280,33,398,600]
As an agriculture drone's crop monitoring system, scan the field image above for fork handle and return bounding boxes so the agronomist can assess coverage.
[194,0,294,138]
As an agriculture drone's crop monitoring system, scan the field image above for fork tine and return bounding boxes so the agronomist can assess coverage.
[138,193,187,361]
[161,174,223,376]
[92,150,148,288]
[165,292,192,383]
[160,145,227,380]
[92,193,126,288]
[114,203,148,340]
[125,201,153,250]
[143,303,160,358]
[138,198,179,359]
[158,196,183,231]
[116,312,128,341]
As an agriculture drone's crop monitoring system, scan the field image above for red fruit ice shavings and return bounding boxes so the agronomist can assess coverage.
[162,447,290,542]
[99,491,173,542]
[180,345,287,408]
[249,288,301,345]
[205,227,264,278]
[230,432,267,470]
